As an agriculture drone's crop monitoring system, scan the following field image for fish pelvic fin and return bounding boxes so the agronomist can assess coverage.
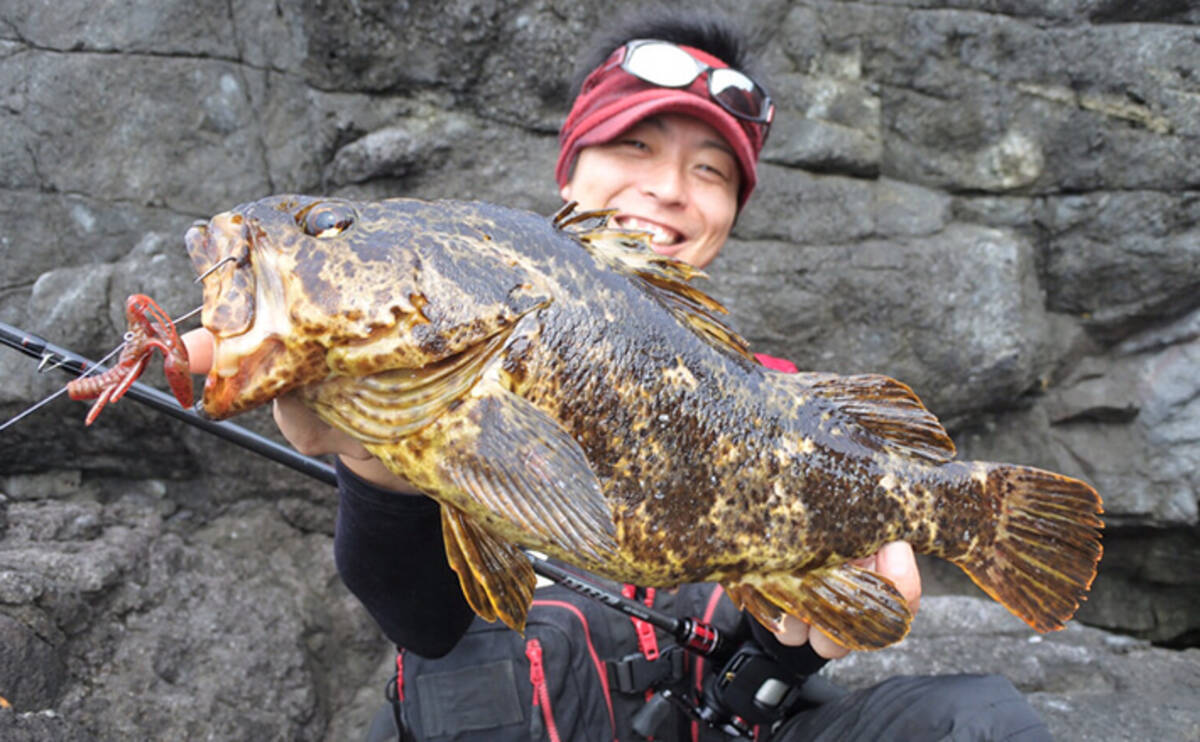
[726,564,914,652]
[441,505,536,633]
[956,464,1103,633]
[785,373,957,463]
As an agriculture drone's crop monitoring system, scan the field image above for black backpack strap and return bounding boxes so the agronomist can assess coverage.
[607,644,686,694]
[393,652,418,742]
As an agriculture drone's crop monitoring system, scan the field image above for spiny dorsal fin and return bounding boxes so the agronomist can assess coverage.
[789,372,957,463]
[553,204,754,361]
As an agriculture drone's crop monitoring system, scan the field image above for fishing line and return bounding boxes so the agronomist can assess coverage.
[0,342,127,432]
[0,386,71,432]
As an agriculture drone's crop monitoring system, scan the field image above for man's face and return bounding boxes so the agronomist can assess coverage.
[560,114,740,269]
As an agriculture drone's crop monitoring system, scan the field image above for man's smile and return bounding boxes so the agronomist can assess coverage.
[614,215,684,247]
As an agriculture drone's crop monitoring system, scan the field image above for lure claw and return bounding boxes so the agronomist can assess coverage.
[66,294,194,425]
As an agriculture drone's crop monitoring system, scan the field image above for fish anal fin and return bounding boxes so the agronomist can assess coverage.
[735,565,913,651]
[440,505,536,633]
[724,582,787,634]
[955,464,1103,633]
[792,372,957,463]
[440,385,620,571]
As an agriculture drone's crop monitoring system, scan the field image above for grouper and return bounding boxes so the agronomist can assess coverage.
[185,195,1103,650]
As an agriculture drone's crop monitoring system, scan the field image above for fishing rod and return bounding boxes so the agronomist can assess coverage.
[526,552,729,659]
[1,319,810,736]
[2,318,732,649]
[0,320,337,486]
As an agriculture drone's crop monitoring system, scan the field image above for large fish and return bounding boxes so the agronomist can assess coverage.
[186,195,1103,650]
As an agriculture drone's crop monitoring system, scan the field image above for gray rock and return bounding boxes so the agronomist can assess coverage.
[826,596,1200,742]
[0,613,66,710]
[0,708,95,742]
[1036,191,1200,342]
[763,71,883,177]
[709,222,1050,421]
[0,493,382,741]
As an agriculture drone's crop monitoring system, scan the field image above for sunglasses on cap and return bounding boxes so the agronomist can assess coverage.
[612,39,774,133]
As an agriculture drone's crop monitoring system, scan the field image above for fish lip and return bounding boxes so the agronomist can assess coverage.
[184,222,215,275]
[189,211,258,340]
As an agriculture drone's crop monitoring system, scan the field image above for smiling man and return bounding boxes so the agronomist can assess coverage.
[561,114,738,267]
[555,33,768,269]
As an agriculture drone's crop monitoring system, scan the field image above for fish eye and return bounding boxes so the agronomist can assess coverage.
[299,203,356,238]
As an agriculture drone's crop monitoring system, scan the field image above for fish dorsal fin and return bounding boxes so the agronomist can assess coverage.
[789,372,957,463]
[554,204,754,361]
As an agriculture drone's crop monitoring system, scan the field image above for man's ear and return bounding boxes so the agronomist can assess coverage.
[560,183,572,202]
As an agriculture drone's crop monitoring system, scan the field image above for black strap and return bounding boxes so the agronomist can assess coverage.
[606,645,685,694]
[384,673,418,742]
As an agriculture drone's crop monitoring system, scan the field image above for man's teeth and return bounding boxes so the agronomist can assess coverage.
[619,217,680,246]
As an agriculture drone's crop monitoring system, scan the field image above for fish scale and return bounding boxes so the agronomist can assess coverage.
[186,195,1103,650]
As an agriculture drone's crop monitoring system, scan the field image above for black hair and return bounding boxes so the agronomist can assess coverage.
[566,4,769,106]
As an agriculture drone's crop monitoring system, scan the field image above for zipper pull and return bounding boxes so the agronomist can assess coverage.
[526,639,546,688]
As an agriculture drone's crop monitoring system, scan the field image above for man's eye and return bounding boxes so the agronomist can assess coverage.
[697,163,730,180]
[299,203,357,238]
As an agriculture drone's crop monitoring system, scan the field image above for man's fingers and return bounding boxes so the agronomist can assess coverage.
[874,541,922,615]
[809,625,851,660]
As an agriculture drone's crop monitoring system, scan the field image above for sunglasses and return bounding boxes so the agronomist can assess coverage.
[615,39,774,132]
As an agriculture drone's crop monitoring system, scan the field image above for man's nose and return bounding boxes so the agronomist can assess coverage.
[640,161,686,205]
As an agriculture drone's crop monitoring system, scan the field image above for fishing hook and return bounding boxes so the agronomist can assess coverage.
[194,255,238,284]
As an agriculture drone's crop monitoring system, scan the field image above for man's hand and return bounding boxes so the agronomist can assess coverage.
[181,328,418,492]
[768,541,922,660]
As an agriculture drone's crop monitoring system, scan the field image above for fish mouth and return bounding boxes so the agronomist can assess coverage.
[188,210,318,419]
[201,337,286,418]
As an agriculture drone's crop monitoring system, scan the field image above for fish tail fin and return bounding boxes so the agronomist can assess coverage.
[956,464,1103,633]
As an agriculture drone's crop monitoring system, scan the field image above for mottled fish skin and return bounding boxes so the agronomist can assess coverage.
[187,195,1103,648]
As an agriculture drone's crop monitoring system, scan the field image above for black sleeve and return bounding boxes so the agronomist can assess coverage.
[333,459,475,658]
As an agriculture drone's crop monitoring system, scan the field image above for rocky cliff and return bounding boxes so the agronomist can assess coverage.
[1,1,1197,739]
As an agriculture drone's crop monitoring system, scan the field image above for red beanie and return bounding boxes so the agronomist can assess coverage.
[556,44,766,210]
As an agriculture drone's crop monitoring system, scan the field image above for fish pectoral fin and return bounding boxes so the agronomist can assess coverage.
[302,327,512,444]
[441,504,536,633]
[439,387,620,572]
[731,564,913,652]
[787,372,957,463]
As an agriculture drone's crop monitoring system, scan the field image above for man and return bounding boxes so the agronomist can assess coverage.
[184,7,1050,741]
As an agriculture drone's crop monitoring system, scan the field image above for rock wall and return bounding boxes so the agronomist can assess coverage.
[1,1,1197,739]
